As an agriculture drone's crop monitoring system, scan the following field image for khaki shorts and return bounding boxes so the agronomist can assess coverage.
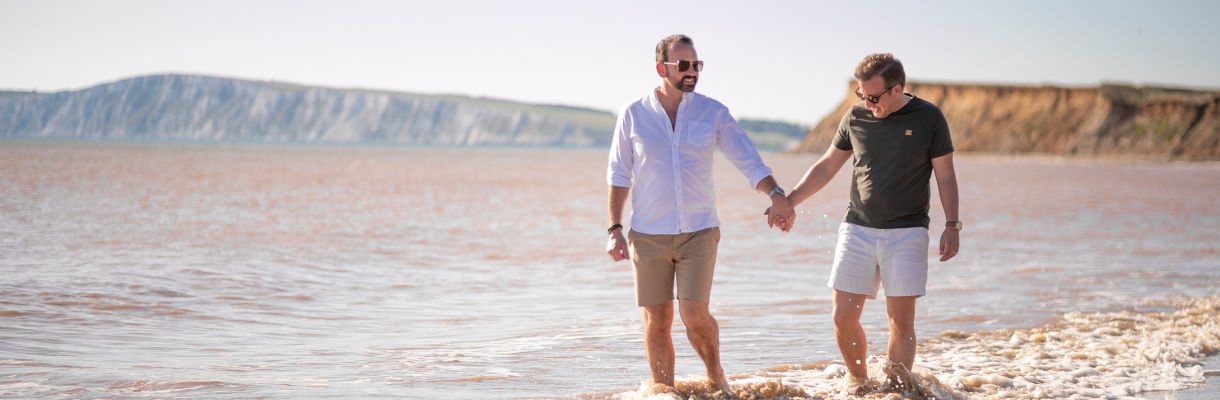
[628,227,720,306]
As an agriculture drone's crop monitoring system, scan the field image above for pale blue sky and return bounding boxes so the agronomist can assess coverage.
[2,0,1217,124]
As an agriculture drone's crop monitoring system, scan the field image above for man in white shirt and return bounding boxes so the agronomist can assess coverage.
[604,34,794,394]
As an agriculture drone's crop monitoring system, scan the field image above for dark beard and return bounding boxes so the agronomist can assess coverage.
[668,75,697,92]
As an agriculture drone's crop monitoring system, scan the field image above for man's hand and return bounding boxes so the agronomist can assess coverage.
[606,229,629,261]
[938,229,960,262]
[764,195,796,232]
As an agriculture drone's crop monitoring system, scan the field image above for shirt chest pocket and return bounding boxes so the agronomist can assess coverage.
[686,120,716,147]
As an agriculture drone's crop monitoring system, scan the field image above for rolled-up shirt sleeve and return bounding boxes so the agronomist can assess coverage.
[606,107,634,187]
[715,110,772,190]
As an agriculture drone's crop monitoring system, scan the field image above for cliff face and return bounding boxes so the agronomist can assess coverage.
[0,74,614,146]
[797,82,1220,160]
[0,74,807,150]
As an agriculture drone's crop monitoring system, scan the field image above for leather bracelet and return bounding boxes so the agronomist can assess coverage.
[607,223,623,234]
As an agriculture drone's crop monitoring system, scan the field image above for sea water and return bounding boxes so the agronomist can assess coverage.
[0,142,1217,399]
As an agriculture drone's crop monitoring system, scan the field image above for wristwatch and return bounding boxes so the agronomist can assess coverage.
[768,186,785,198]
[945,220,963,231]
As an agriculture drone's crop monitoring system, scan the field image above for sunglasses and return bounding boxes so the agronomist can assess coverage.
[855,83,898,104]
[661,60,704,72]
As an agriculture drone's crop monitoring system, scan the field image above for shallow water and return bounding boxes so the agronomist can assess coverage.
[0,142,1217,398]
[608,296,1218,399]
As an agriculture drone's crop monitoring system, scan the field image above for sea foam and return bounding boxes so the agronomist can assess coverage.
[609,296,1219,399]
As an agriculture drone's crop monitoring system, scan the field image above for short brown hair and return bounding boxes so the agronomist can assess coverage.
[854,53,905,88]
[655,34,694,63]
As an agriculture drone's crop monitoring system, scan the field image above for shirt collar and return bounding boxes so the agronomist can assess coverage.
[650,89,693,111]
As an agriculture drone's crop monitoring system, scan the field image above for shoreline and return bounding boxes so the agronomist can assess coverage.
[598,295,1220,399]
[4,139,1220,164]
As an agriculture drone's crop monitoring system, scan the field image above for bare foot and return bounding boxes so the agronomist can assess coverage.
[710,378,736,400]
[842,374,876,396]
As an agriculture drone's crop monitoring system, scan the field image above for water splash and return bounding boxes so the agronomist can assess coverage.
[612,376,810,400]
[605,296,1218,399]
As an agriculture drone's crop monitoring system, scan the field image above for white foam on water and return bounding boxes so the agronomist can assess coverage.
[606,296,1219,399]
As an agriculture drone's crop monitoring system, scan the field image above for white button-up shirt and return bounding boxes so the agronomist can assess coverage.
[607,90,773,235]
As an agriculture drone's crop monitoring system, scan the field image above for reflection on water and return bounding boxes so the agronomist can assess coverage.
[0,142,1217,398]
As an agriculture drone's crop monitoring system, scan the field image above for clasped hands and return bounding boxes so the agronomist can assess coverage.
[764,196,796,233]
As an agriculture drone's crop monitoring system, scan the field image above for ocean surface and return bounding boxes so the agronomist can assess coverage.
[0,141,1217,399]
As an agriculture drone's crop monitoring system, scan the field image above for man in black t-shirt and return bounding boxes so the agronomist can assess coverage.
[773,53,962,393]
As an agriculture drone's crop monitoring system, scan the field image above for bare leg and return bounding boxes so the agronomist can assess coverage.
[678,300,730,392]
[833,289,870,379]
[885,296,917,371]
[643,301,675,387]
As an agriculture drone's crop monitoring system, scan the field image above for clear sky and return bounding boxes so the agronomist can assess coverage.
[2,0,1218,125]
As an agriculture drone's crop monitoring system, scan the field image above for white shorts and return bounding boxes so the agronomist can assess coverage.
[827,222,929,299]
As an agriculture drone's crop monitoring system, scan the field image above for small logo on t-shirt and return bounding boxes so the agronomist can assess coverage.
[904,129,913,136]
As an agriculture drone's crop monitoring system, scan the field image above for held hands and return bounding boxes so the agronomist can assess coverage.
[606,228,629,261]
[763,195,796,233]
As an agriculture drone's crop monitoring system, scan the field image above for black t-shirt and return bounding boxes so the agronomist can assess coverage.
[832,95,954,229]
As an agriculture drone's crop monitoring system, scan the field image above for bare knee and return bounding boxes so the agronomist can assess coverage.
[887,318,915,339]
[644,302,674,334]
[833,309,862,329]
[886,310,914,330]
[885,297,917,336]
[678,301,714,330]
[833,300,864,328]
[832,291,866,328]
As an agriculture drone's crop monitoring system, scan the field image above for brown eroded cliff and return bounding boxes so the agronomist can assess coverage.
[797,82,1220,160]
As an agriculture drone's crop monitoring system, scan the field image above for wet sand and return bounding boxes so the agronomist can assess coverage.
[606,296,1219,399]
